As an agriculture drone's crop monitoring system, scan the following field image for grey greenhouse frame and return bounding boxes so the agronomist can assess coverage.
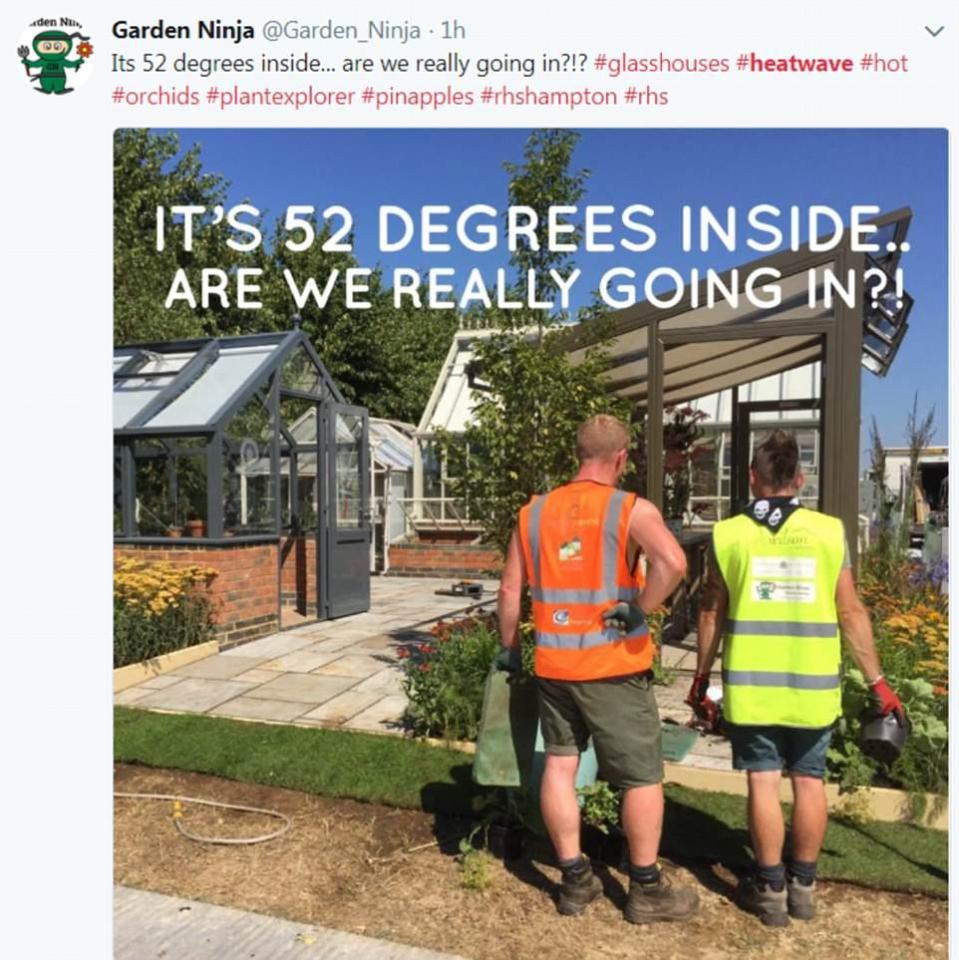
[113,329,373,622]
[567,208,915,571]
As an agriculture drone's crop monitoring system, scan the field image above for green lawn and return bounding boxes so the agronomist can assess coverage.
[114,707,947,897]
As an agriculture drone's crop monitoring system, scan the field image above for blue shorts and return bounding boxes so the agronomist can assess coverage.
[727,723,834,779]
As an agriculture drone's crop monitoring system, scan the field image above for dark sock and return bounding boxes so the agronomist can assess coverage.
[756,863,786,891]
[629,862,661,886]
[559,854,590,878]
[788,860,817,886]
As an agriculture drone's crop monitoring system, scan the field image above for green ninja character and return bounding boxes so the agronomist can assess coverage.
[18,30,90,94]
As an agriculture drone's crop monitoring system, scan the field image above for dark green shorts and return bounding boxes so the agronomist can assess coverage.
[727,723,834,779]
[536,671,663,789]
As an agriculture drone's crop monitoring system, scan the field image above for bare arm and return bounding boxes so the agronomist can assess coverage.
[835,568,882,681]
[695,558,728,676]
[497,529,526,651]
[628,498,687,614]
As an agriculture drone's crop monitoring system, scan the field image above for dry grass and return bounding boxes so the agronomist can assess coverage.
[114,765,947,960]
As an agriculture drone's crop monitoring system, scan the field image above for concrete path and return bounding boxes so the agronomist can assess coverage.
[114,886,464,960]
[115,577,497,736]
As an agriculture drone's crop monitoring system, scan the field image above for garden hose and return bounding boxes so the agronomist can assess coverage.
[114,792,293,845]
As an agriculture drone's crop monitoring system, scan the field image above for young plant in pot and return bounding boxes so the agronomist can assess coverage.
[578,780,625,865]
[479,787,528,861]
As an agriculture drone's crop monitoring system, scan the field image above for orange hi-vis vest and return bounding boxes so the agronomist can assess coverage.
[517,480,651,682]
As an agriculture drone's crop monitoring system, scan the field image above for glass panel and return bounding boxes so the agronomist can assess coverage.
[281,346,324,395]
[131,438,208,536]
[114,448,124,534]
[133,439,173,535]
[222,387,277,535]
[148,344,275,429]
[281,394,317,443]
[335,413,363,528]
[113,375,175,429]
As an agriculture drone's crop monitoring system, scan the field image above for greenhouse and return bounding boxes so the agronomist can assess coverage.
[113,329,372,636]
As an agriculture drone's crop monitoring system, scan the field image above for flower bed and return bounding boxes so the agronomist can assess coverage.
[114,557,217,668]
[828,555,949,796]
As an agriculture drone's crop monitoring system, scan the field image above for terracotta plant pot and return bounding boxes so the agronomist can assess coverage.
[184,519,206,538]
[165,527,183,538]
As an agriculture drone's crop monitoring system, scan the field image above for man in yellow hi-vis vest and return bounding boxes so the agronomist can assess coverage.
[690,430,904,927]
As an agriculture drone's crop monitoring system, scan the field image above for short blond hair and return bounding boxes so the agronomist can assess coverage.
[576,414,630,463]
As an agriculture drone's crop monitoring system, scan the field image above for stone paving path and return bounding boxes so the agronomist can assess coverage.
[114,886,464,960]
[115,577,497,736]
[116,575,732,769]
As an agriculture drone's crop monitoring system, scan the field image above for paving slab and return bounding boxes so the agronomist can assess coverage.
[245,673,357,704]
[219,633,316,659]
[170,655,269,680]
[308,635,368,653]
[137,674,188,690]
[296,690,384,726]
[314,654,389,679]
[351,667,405,696]
[114,886,465,960]
[114,686,154,706]
[343,694,409,733]
[260,646,345,673]
[232,667,278,684]
[209,696,316,723]
[136,678,255,713]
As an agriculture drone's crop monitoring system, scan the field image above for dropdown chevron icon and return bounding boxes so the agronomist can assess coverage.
[924,25,945,37]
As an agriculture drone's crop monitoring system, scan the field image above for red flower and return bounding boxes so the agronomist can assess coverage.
[397,648,411,659]
[419,663,431,673]
[77,41,93,58]
[419,644,436,656]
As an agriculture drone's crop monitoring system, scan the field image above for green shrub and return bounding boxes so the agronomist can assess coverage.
[828,667,948,796]
[401,614,503,740]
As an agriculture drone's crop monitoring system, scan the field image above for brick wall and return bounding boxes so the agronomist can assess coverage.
[115,542,279,643]
[387,541,502,579]
[279,534,318,615]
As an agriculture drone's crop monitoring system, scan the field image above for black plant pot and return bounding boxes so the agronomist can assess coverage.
[485,824,526,861]
[581,823,626,867]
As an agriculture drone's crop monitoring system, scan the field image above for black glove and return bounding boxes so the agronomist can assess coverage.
[494,646,522,673]
[601,601,647,635]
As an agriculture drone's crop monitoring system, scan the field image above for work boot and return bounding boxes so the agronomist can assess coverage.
[624,870,699,923]
[556,858,603,916]
[786,876,816,920]
[735,874,789,927]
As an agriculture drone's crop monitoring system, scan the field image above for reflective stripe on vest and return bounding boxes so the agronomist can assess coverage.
[713,508,844,728]
[518,482,652,680]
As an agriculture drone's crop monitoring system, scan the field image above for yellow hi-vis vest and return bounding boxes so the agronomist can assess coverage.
[712,507,844,728]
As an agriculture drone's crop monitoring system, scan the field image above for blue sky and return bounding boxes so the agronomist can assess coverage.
[159,128,948,456]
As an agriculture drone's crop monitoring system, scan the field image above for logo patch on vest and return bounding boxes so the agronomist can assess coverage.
[751,579,816,603]
[552,609,570,625]
[753,499,770,519]
[558,537,582,561]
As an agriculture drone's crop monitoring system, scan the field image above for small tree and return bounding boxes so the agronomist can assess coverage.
[442,326,631,551]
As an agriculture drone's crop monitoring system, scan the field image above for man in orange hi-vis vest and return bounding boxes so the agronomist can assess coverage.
[498,414,699,923]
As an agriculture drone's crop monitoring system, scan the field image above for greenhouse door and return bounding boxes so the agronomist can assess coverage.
[730,397,822,516]
[323,403,371,619]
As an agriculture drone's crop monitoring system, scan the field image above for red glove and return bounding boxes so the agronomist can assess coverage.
[686,674,717,726]
[868,676,906,725]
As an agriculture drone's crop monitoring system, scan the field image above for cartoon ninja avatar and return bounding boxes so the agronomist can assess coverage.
[18,30,93,94]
